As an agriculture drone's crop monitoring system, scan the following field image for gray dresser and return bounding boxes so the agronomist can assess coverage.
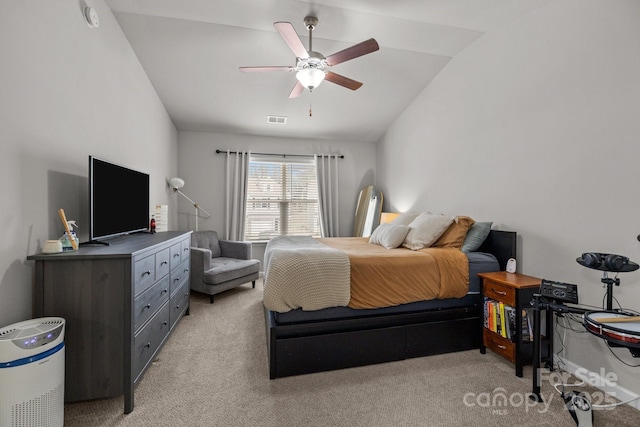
[28,231,191,413]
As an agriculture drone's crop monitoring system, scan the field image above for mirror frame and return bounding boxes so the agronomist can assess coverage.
[353,186,384,237]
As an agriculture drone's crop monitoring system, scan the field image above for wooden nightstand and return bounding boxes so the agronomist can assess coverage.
[478,271,552,377]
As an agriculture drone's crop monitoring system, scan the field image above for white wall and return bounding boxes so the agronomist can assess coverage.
[377,0,640,401]
[177,130,377,264]
[0,1,178,327]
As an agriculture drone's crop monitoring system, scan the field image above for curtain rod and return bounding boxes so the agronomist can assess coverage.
[215,149,344,159]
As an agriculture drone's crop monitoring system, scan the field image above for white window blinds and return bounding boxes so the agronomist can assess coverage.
[244,156,320,241]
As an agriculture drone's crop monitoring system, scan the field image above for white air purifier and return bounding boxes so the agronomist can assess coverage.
[0,317,65,427]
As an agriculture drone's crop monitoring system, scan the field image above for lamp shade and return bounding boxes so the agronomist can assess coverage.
[380,212,400,225]
[296,68,325,90]
[169,177,185,190]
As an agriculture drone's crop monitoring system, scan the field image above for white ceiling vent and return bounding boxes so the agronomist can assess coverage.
[267,115,287,125]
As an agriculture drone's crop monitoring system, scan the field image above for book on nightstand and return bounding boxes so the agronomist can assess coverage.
[499,302,507,338]
[521,308,533,341]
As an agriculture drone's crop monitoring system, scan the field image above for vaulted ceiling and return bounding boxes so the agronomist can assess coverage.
[105,0,550,142]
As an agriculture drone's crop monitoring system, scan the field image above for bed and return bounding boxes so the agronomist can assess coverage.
[263,226,516,379]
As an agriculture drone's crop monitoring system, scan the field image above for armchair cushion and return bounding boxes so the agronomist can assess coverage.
[204,257,260,285]
[220,240,252,260]
[191,231,222,258]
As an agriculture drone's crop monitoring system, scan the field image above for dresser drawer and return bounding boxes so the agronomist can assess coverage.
[169,242,182,270]
[170,281,190,330]
[155,248,171,279]
[484,280,516,306]
[134,275,170,332]
[483,328,515,362]
[180,238,191,263]
[133,301,170,381]
[170,259,190,295]
[134,254,156,295]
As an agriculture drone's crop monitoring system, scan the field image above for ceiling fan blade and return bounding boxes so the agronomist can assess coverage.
[325,38,379,66]
[288,81,305,98]
[274,22,309,59]
[239,66,293,72]
[325,71,363,91]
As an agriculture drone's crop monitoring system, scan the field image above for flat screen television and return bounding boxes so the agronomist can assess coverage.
[88,156,150,244]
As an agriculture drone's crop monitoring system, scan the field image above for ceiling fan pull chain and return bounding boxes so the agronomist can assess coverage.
[309,92,313,117]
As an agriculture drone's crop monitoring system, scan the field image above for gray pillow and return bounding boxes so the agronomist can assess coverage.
[461,222,492,253]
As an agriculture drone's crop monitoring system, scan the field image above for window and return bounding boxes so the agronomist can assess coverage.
[244,156,320,241]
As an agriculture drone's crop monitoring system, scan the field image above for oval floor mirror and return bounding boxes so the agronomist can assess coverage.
[353,186,383,237]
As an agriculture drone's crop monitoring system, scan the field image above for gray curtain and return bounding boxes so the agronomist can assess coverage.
[315,154,341,237]
[224,150,250,240]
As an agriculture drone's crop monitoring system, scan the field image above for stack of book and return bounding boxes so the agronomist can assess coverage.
[483,297,533,342]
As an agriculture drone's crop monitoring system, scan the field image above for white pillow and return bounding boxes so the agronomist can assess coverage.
[369,224,410,249]
[402,213,455,250]
[390,212,420,226]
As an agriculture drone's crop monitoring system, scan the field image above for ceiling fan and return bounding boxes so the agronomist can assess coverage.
[239,16,379,98]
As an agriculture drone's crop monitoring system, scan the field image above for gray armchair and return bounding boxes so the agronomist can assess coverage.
[190,231,260,303]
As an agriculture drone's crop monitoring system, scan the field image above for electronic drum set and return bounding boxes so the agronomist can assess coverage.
[530,251,640,412]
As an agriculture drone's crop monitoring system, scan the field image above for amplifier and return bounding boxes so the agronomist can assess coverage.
[540,279,579,304]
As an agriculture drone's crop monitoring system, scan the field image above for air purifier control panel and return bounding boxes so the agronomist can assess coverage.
[13,324,63,349]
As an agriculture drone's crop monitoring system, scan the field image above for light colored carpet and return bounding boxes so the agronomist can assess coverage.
[64,279,639,426]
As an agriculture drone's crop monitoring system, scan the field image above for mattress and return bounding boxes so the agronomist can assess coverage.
[272,251,499,325]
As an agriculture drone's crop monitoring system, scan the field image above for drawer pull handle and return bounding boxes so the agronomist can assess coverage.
[184,268,189,273]
[163,321,168,326]
[144,343,151,349]
[184,248,189,252]
[491,339,507,350]
[174,277,180,282]
[161,261,168,266]
[161,289,168,295]
[144,304,151,310]
[491,288,507,296]
[175,305,180,309]
[173,254,180,258]
[184,293,189,297]
[143,270,151,276]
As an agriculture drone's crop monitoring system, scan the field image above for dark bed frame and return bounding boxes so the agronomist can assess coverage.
[264,230,517,379]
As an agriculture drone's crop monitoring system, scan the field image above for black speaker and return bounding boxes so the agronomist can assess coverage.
[577,252,635,272]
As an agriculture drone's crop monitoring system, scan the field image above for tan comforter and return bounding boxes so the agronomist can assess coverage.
[263,236,469,312]
[320,237,469,309]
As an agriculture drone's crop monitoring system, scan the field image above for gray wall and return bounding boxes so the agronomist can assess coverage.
[0,1,179,327]
[377,0,640,402]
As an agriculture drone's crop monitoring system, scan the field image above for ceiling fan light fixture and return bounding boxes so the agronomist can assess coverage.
[296,68,325,90]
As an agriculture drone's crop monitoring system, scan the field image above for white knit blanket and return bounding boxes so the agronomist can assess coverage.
[263,236,350,313]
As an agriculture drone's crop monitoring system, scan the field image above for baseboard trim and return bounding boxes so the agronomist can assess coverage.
[555,356,640,411]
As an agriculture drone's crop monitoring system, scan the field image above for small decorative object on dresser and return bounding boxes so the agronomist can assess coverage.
[478,271,552,377]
